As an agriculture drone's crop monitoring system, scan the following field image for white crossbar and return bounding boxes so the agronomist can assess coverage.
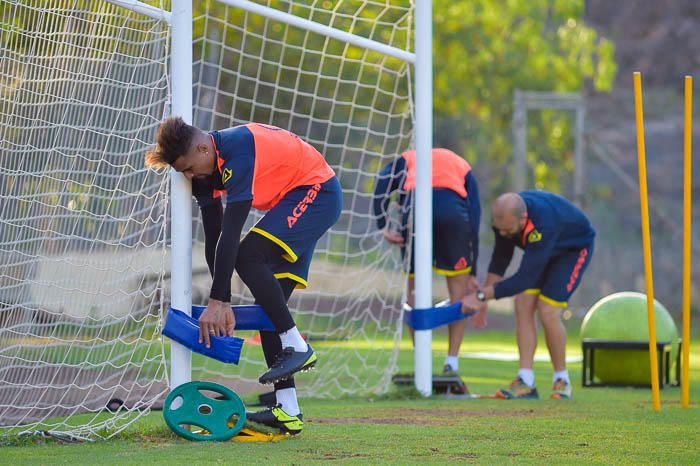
[216,0,415,63]
[104,0,171,23]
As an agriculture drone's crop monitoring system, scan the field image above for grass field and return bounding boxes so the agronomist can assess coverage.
[3,328,700,465]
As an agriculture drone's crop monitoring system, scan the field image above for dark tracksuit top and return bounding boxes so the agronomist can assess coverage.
[489,191,595,299]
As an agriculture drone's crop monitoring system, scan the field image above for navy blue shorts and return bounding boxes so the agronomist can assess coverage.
[405,189,479,276]
[249,176,342,288]
[523,242,594,307]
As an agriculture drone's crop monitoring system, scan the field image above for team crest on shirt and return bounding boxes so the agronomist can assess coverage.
[527,230,542,243]
[221,168,232,184]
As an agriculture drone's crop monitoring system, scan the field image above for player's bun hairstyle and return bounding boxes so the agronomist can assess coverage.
[144,117,197,168]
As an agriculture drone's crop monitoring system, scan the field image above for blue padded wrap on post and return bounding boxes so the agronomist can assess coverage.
[404,302,476,330]
[162,308,244,364]
[191,304,276,331]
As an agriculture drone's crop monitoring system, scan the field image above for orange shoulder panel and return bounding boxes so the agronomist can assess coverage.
[244,123,334,210]
[401,148,471,198]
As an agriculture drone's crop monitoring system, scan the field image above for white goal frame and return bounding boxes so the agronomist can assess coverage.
[107,0,435,396]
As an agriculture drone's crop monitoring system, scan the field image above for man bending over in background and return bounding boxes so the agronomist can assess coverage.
[373,148,482,390]
[462,191,594,400]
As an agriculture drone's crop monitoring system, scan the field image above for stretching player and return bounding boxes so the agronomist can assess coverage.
[462,191,595,400]
[145,118,342,434]
[373,148,482,386]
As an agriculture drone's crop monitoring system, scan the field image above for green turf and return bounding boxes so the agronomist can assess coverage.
[3,329,700,464]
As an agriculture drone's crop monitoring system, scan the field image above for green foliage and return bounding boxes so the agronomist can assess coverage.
[433,0,617,193]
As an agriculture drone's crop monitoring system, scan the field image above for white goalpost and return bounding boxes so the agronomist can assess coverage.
[168,0,194,393]
[0,0,433,440]
[412,0,433,396]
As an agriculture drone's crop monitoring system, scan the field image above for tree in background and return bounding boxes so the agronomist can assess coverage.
[433,0,617,195]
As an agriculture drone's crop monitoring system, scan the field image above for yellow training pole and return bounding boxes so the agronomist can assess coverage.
[682,75,692,409]
[633,71,661,412]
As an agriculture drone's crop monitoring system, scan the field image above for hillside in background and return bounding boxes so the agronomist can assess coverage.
[560,1,700,314]
[586,0,700,88]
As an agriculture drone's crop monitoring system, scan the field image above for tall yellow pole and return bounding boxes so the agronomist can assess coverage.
[633,71,661,412]
[682,75,692,409]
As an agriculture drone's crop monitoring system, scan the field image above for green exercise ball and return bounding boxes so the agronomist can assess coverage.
[580,291,679,385]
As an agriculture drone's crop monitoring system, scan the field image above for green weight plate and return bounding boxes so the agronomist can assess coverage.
[163,381,246,441]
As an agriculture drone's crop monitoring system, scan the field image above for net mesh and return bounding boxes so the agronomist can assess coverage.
[191,0,414,399]
[0,0,170,439]
[0,0,414,439]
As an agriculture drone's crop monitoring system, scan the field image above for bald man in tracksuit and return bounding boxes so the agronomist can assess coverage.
[461,191,595,400]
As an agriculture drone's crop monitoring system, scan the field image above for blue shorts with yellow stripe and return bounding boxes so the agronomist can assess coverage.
[523,242,594,308]
[405,188,479,276]
[250,176,342,289]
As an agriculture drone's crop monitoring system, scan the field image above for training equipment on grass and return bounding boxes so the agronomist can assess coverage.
[633,71,694,411]
[163,381,246,441]
[580,292,679,386]
[163,381,290,442]
[404,302,476,331]
[633,71,662,411]
[582,339,678,389]
[231,428,289,442]
[392,373,468,396]
[392,373,499,399]
[161,305,276,363]
[162,308,245,364]
[681,76,693,409]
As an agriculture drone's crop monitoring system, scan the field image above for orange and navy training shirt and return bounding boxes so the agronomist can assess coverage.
[195,123,335,211]
[400,149,472,198]
[489,191,596,299]
[191,123,335,303]
[372,148,481,273]
[372,148,477,230]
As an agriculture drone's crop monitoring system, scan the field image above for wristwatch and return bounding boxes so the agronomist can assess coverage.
[476,290,487,302]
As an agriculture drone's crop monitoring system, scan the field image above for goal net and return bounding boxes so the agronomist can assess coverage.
[190,0,414,400]
[0,0,170,439]
[0,0,414,440]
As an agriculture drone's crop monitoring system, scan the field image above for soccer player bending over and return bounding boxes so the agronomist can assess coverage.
[145,118,342,434]
[373,148,482,391]
[461,191,595,400]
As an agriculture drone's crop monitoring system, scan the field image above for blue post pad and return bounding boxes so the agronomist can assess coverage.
[405,302,476,331]
[162,308,244,364]
[191,304,276,332]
